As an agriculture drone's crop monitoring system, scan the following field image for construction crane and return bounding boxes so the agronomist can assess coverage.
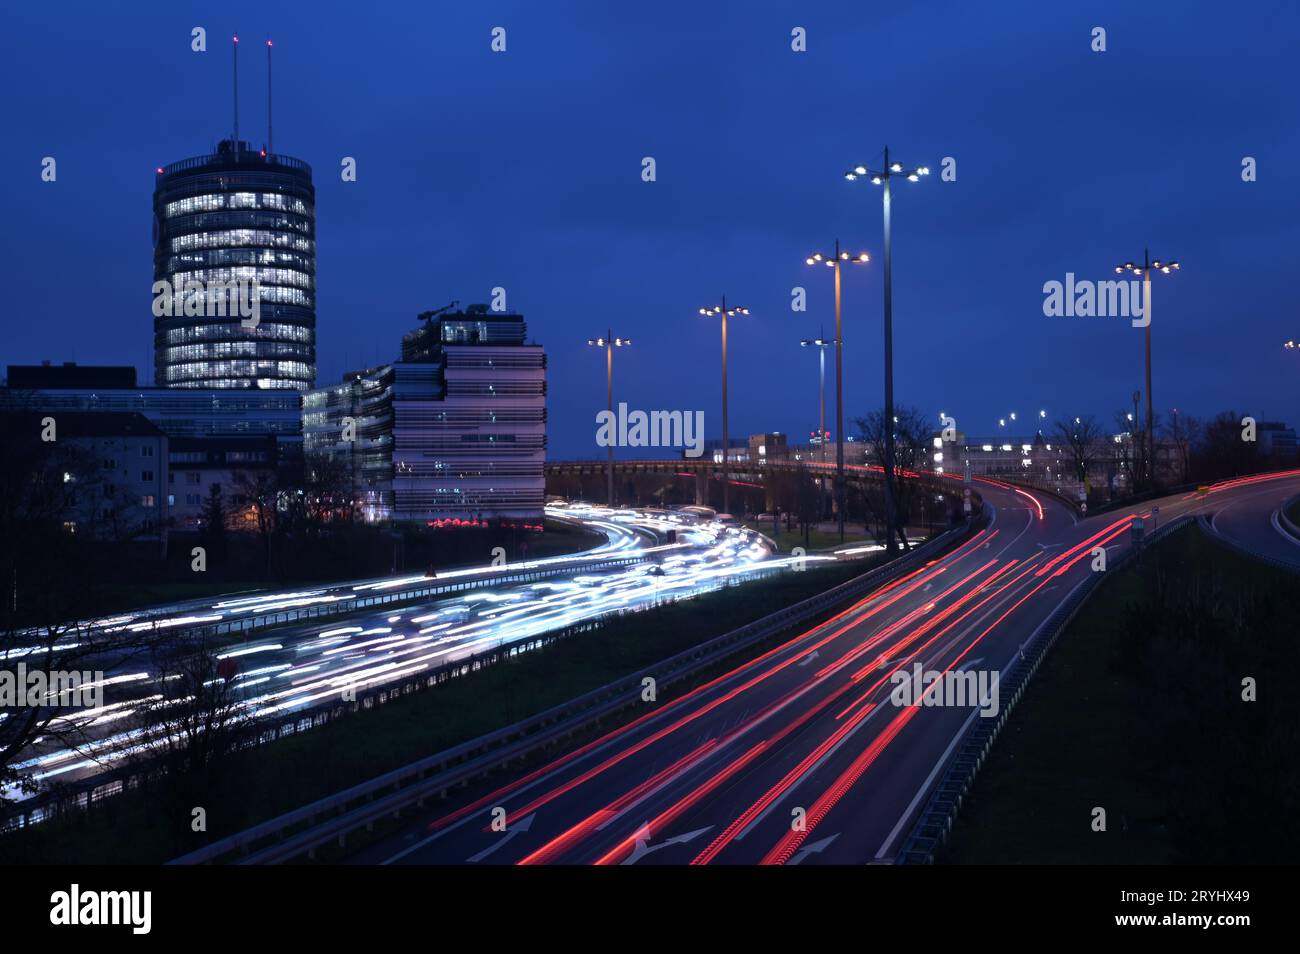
[416,301,459,323]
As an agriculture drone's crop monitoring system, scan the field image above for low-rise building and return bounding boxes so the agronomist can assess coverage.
[0,410,168,541]
[167,435,279,529]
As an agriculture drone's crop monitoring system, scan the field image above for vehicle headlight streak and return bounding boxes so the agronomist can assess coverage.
[8,506,813,800]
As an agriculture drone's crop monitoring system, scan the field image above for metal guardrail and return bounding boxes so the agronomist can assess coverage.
[170,519,978,864]
[0,553,741,832]
[81,552,651,650]
[895,513,1194,864]
[1276,494,1300,543]
[1197,512,1300,574]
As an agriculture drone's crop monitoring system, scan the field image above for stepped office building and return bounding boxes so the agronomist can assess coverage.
[304,305,547,521]
[153,139,316,390]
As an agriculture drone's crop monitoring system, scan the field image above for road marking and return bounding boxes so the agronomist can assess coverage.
[622,824,713,865]
[465,813,535,864]
[874,572,1092,860]
[797,650,820,667]
[789,833,839,865]
[1270,509,1300,548]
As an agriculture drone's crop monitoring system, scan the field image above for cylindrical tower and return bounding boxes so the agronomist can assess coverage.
[152,139,316,389]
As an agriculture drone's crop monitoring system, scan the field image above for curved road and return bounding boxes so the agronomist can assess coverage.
[1202,470,1300,569]
[349,469,1300,865]
[7,506,821,800]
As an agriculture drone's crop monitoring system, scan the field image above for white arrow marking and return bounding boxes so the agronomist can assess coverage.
[957,657,984,673]
[621,824,714,865]
[798,650,820,667]
[466,813,535,863]
[789,833,839,865]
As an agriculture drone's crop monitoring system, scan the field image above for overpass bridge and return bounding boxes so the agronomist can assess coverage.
[544,457,972,513]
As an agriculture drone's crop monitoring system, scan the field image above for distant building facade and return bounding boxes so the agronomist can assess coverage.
[1,363,301,443]
[1257,421,1298,459]
[1,363,300,535]
[168,435,279,530]
[0,411,168,541]
[749,432,789,461]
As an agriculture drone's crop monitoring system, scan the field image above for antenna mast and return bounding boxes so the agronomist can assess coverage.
[232,34,240,149]
[266,38,273,154]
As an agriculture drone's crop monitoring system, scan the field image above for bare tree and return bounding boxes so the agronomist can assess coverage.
[856,406,933,550]
[1052,415,1106,489]
[0,419,148,805]
[1163,411,1201,485]
[130,632,262,828]
[789,462,821,549]
[1191,411,1261,482]
[230,469,278,576]
[305,454,356,525]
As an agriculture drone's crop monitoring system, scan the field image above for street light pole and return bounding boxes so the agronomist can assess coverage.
[882,161,895,549]
[800,332,832,465]
[587,330,631,507]
[846,147,929,552]
[1117,251,1179,488]
[818,338,826,454]
[1131,388,1140,465]
[804,242,869,542]
[698,298,750,516]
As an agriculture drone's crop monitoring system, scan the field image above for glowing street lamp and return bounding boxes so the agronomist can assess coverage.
[846,146,929,551]
[1115,250,1179,486]
[587,331,631,506]
[804,241,870,540]
[698,298,750,516]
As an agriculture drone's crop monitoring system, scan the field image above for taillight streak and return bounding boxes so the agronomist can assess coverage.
[514,738,718,865]
[834,557,1041,721]
[760,556,1059,864]
[424,528,994,835]
[814,559,1000,681]
[1035,514,1143,577]
[689,701,879,865]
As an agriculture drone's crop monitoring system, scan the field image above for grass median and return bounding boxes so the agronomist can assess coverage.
[6,554,904,864]
[942,523,1300,864]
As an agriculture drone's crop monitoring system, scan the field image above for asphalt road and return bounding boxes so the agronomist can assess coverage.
[6,506,808,800]
[1202,470,1300,569]
[352,470,1300,866]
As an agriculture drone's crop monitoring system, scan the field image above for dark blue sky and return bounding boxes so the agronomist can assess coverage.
[4,1,1297,457]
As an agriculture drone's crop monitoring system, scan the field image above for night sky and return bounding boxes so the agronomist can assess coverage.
[4,1,1297,458]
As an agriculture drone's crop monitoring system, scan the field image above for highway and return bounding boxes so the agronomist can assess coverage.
[4,505,825,802]
[352,470,1300,865]
[4,505,657,652]
[1199,470,1300,569]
